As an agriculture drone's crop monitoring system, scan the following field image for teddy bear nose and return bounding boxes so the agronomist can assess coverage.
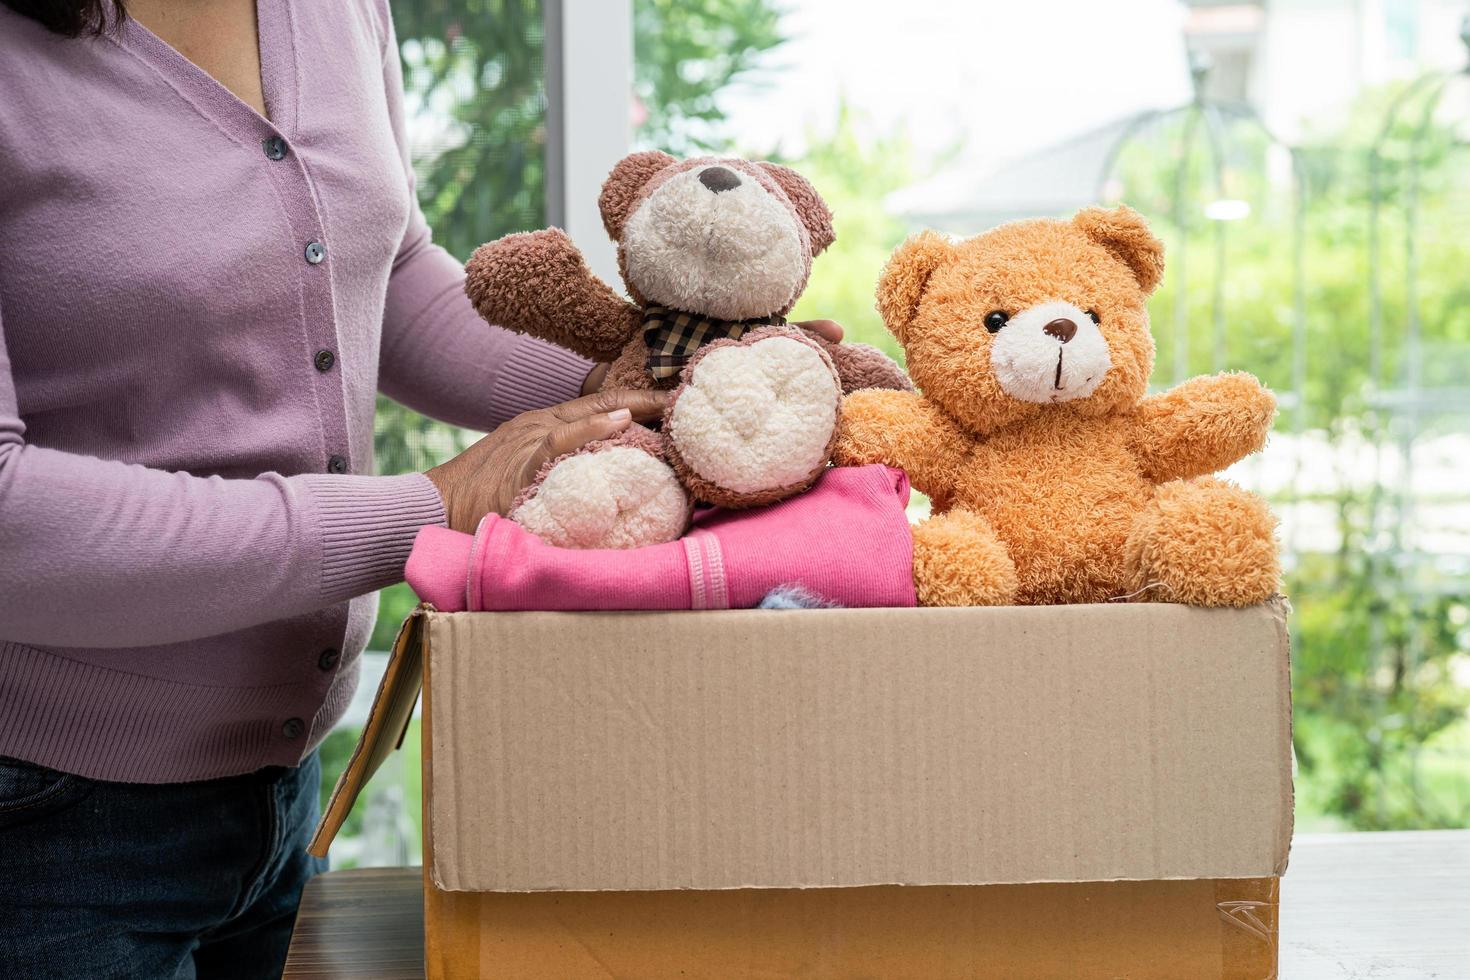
[1044,317,1078,344]
[698,166,742,193]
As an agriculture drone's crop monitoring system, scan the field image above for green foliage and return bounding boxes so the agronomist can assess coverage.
[781,102,923,363]
[393,1,548,262]
[370,581,423,652]
[782,89,1470,831]
[1109,98,1470,429]
[1106,94,1470,830]
[1292,550,1470,829]
[391,0,787,264]
[634,0,785,154]
[374,0,788,483]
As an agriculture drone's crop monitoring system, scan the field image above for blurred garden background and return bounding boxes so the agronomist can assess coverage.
[325,0,1470,864]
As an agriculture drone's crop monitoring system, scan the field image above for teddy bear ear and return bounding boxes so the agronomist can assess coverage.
[876,231,953,343]
[1072,205,1165,293]
[757,162,836,255]
[598,150,677,240]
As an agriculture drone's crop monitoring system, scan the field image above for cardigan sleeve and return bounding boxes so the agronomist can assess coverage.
[0,297,447,649]
[374,6,593,431]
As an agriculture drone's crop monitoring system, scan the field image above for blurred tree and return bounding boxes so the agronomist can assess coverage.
[1104,88,1470,830]
[633,0,784,154]
[393,1,548,263]
[389,0,786,263]
[783,101,924,364]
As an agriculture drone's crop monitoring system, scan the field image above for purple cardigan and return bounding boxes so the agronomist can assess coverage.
[0,1,591,782]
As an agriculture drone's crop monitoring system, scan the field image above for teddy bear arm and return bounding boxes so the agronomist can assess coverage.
[835,389,966,498]
[809,336,914,395]
[1129,372,1277,483]
[465,228,641,362]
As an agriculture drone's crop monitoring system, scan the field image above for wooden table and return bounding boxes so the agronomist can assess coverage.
[284,830,1470,979]
[283,867,424,980]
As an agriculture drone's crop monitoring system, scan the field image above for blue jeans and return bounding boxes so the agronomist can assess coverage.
[0,751,326,979]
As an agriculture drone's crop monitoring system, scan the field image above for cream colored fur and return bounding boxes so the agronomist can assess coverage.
[989,300,1112,404]
[622,167,807,322]
[668,336,840,493]
[510,446,692,549]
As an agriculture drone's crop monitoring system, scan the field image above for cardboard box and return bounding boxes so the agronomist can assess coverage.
[312,600,1293,978]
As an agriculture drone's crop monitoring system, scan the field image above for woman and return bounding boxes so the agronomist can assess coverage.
[0,1,841,976]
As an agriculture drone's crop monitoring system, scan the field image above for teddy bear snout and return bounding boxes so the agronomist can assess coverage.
[698,166,742,193]
[988,300,1112,405]
[1043,318,1078,344]
[622,164,810,322]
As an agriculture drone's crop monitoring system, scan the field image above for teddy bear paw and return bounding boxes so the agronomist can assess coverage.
[665,326,841,508]
[911,509,1019,607]
[509,430,692,549]
[1122,478,1279,607]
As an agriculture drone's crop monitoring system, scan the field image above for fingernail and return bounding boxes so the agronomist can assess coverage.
[607,408,631,423]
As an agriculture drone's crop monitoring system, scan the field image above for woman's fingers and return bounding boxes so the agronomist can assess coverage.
[795,318,844,343]
[543,408,633,460]
[552,388,672,424]
[427,390,669,533]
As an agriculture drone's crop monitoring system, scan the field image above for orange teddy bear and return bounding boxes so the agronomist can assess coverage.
[834,206,1280,608]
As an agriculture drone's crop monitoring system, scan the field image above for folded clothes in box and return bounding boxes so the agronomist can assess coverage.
[404,464,917,611]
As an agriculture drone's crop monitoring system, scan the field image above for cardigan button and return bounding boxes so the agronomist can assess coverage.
[327,455,347,475]
[305,241,326,265]
[282,717,305,740]
[317,648,340,671]
[314,349,335,372]
[262,136,288,161]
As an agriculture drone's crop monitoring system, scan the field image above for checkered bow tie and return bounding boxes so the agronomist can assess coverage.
[642,306,787,381]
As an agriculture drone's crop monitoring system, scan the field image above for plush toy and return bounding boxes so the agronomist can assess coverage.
[464,151,911,549]
[834,205,1280,608]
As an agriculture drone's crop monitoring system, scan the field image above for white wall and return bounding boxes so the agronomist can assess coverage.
[544,0,632,288]
[1257,0,1470,140]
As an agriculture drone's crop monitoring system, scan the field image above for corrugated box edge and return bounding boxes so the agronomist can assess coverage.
[1270,595,1295,877]
[308,606,429,858]
[424,598,1295,893]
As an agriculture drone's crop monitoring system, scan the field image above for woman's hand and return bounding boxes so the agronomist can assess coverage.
[426,389,671,533]
[795,319,844,343]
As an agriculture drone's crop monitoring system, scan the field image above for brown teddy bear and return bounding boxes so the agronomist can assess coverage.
[834,206,1280,608]
[464,150,909,549]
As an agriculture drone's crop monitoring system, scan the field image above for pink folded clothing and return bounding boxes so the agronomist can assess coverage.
[406,464,916,612]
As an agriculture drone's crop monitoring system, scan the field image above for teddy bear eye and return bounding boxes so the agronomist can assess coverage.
[1086,309,1101,324]
[984,311,1009,333]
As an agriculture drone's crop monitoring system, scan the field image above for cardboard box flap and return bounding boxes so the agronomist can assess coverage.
[308,606,429,858]
[426,599,1293,893]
